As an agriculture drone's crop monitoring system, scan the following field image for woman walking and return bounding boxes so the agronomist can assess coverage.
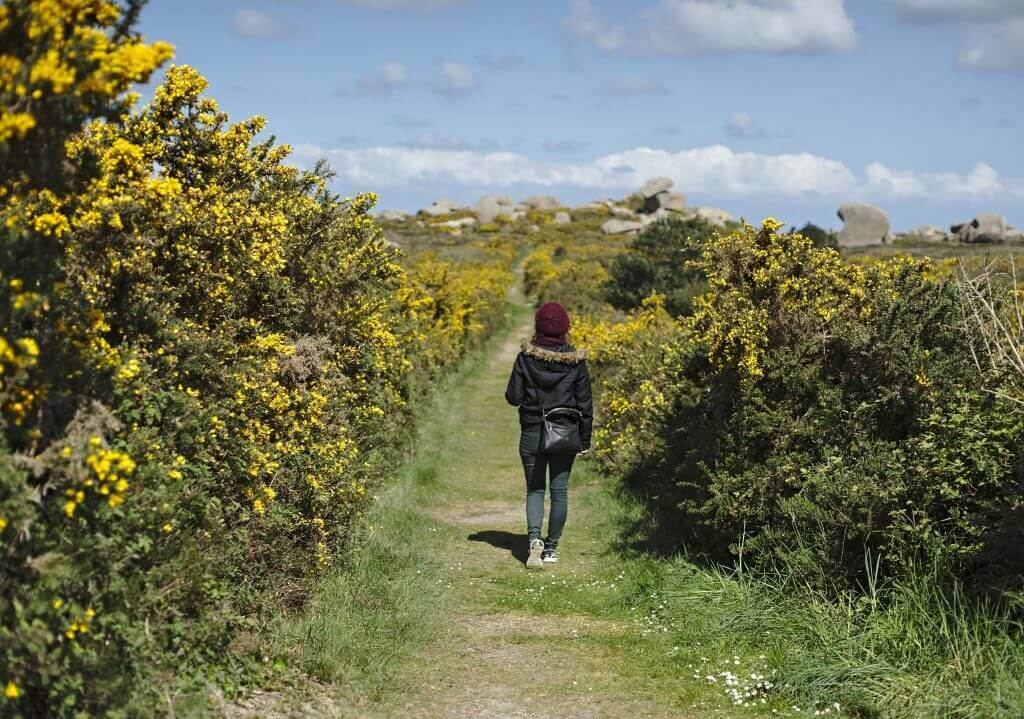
[505,301,593,569]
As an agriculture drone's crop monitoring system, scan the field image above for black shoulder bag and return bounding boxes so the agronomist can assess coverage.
[519,354,583,455]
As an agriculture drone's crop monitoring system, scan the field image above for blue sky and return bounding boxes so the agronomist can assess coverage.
[139,0,1024,230]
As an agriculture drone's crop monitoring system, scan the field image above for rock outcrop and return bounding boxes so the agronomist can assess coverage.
[837,203,891,247]
[903,224,949,243]
[473,195,524,224]
[377,209,411,222]
[640,209,670,227]
[422,199,461,217]
[953,213,1008,243]
[522,195,561,211]
[637,177,686,215]
[601,219,643,235]
[553,211,572,225]
[659,193,687,213]
[639,177,673,199]
[693,207,733,228]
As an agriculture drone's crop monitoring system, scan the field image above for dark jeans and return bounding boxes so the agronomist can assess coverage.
[519,429,575,550]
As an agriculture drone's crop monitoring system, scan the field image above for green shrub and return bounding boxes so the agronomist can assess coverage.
[590,220,1024,588]
[793,222,836,248]
[604,216,714,317]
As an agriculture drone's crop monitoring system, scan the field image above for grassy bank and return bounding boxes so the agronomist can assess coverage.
[601,482,1024,718]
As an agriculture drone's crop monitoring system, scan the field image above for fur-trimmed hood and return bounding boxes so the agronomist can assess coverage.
[520,339,586,365]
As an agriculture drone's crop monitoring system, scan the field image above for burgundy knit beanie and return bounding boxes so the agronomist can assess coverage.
[535,301,570,339]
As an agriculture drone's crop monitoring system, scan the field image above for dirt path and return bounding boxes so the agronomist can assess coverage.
[371,289,696,719]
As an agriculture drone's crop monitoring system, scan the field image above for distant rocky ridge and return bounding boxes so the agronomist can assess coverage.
[837,204,1024,246]
[375,181,1020,246]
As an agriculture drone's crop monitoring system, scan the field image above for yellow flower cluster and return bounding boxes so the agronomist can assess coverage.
[63,437,136,516]
[687,219,873,381]
[522,238,621,310]
[572,294,681,466]
[400,253,512,375]
[0,329,39,424]
[61,607,95,641]
[1,0,172,221]
[574,294,674,365]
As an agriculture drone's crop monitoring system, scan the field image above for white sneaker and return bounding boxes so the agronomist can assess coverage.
[526,538,544,569]
[542,549,558,563]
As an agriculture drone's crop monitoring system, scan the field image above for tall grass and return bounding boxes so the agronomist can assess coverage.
[649,552,1024,718]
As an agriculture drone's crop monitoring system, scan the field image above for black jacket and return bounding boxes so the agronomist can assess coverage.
[505,339,593,450]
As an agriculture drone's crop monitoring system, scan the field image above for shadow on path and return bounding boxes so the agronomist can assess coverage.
[468,530,529,564]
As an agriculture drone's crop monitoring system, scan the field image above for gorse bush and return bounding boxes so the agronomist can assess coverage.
[523,244,611,315]
[687,220,1023,583]
[519,209,630,315]
[401,252,511,382]
[587,219,1024,587]
[0,3,510,714]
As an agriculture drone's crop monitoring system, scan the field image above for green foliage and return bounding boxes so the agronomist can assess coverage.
[604,216,715,317]
[592,220,1024,589]
[793,222,836,249]
[699,264,1024,584]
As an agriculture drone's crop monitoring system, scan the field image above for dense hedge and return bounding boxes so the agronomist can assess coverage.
[578,219,1024,588]
[0,3,510,714]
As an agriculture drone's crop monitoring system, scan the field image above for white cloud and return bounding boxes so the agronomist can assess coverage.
[566,0,856,55]
[892,0,1022,21]
[342,62,411,97]
[865,162,1015,199]
[433,60,476,98]
[564,0,626,51]
[724,112,766,138]
[376,63,409,87]
[891,1,1024,71]
[958,19,1024,72]
[599,76,669,95]
[294,142,1024,205]
[646,0,857,54]
[230,10,287,38]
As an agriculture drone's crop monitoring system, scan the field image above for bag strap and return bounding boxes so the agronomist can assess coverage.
[546,407,583,420]
[519,352,583,423]
[518,352,548,415]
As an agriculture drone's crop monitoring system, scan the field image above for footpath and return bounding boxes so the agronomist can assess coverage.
[378,286,709,719]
